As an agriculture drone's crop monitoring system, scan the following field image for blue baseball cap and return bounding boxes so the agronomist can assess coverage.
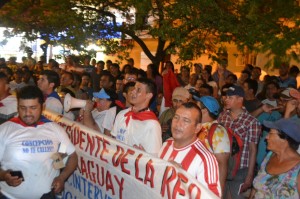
[93,88,110,99]
[263,119,300,143]
[226,85,245,97]
[194,95,220,116]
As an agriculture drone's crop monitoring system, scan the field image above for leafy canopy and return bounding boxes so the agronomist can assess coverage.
[0,0,299,67]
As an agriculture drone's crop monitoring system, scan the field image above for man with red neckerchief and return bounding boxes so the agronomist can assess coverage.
[111,78,162,156]
[0,86,77,199]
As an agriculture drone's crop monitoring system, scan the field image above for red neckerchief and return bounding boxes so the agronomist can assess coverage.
[115,100,126,109]
[124,108,158,127]
[0,102,3,107]
[9,116,49,127]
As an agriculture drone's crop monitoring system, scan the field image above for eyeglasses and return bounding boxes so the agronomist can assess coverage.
[172,99,184,103]
[126,77,136,81]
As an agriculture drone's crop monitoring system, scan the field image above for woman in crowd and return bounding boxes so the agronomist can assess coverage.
[176,65,190,87]
[250,118,300,199]
[146,63,163,94]
[201,67,218,98]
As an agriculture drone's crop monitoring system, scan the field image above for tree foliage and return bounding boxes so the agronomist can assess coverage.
[0,0,299,67]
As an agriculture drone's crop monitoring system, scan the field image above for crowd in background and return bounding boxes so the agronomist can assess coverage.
[1,52,300,199]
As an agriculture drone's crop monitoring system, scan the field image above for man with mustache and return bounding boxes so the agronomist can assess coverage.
[158,102,221,198]
[0,86,77,199]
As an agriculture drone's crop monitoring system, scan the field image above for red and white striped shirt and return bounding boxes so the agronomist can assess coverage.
[159,138,221,197]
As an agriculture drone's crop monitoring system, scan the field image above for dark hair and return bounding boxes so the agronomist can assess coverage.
[137,77,157,104]
[121,64,132,74]
[241,69,251,79]
[106,60,112,64]
[63,71,74,81]
[203,67,213,81]
[257,81,280,101]
[40,70,60,89]
[125,68,138,77]
[97,60,105,65]
[204,65,212,74]
[116,76,124,81]
[127,58,134,65]
[51,60,59,69]
[103,88,118,102]
[278,131,299,150]
[17,86,44,105]
[82,72,91,79]
[3,67,13,77]
[180,65,190,73]
[180,102,202,123]
[245,64,254,72]
[165,61,174,72]
[226,74,238,82]
[104,88,124,115]
[0,72,8,83]
[200,83,213,96]
[60,87,75,98]
[266,80,279,90]
[244,78,258,95]
[137,69,147,78]
[123,82,136,94]
[101,72,116,85]
[253,66,261,73]
[289,65,300,76]
[111,63,120,69]
[147,63,160,77]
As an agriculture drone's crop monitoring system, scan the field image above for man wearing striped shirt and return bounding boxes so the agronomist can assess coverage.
[159,102,221,197]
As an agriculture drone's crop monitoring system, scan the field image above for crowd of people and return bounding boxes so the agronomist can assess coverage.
[0,53,300,199]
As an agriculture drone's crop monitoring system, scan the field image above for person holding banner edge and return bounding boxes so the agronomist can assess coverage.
[0,85,78,199]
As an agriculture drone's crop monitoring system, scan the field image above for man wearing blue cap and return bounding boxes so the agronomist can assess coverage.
[194,95,230,196]
[81,88,118,134]
[218,85,261,198]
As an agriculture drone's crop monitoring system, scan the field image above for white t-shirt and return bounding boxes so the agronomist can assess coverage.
[9,81,26,93]
[92,109,107,133]
[111,108,162,156]
[45,97,63,114]
[102,106,117,131]
[0,117,76,199]
[0,95,17,115]
[159,138,221,197]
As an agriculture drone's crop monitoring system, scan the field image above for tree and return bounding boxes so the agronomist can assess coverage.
[0,0,10,9]
[0,0,299,67]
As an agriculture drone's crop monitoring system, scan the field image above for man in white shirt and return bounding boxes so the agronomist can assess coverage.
[81,88,119,135]
[0,86,77,199]
[37,70,63,114]
[111,78,162,156]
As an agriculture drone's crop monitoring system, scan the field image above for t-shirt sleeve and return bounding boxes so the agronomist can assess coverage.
[102,107,116,131]
[141,121,162,156]
[53,124,76,155]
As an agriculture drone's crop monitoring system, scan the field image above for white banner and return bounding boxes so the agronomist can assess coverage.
[43,110,219,199]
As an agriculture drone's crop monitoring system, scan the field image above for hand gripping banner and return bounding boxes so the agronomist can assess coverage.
[43,110,219,199]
